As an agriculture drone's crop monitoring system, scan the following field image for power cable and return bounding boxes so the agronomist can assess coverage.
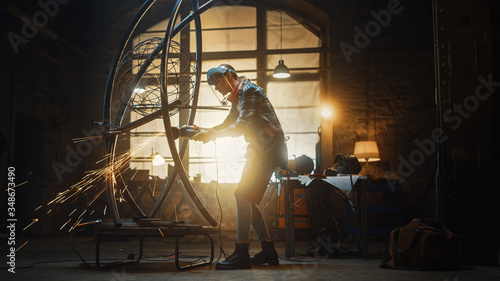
[213,140,228,261]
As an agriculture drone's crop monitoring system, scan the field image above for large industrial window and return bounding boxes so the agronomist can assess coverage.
[129,5,321,182]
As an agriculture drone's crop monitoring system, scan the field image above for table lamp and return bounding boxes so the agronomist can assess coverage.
[354,141,380,173]
[152,153,165,166]
[151,149,165,177]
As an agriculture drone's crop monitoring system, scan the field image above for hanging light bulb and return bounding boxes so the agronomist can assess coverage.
[273,7,290,79]
[273,59,291,78]
[152,153,165,166]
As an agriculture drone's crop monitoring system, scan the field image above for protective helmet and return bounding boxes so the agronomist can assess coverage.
[207,65,235,85]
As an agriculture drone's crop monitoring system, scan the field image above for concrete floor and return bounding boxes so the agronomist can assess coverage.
[1,235,499,281]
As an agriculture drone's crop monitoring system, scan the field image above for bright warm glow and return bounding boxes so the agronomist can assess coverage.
[152,153,165,166]
[273,72,291,79]
[188,137,247,183]
[354,141,380,162]
[133,86,146,94]
[321,108,332,118]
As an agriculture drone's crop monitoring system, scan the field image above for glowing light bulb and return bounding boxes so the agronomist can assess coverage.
[321,108,332,118]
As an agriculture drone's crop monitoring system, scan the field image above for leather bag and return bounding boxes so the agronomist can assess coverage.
[380,218,460,270]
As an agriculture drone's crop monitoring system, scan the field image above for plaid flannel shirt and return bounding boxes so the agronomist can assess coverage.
[212,78,283,147]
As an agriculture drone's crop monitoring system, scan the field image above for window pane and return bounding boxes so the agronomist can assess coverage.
[191,6,257,52]
[202,59,257,81]
[267,81,320,107]
[267,10,320,50]
[268,81,320,164]
[127,5,323,182]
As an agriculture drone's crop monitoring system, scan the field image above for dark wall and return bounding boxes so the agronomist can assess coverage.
[326,0,436,224]
[0,0,143,235]
[1,1,84,234]
[435,0,498,265]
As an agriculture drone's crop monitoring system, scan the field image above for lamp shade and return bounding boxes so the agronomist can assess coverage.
[354,141,380,162]
[152,153,165,166]
[273,59,290,78]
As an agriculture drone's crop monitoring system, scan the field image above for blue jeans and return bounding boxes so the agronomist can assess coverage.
[235,194,271,242]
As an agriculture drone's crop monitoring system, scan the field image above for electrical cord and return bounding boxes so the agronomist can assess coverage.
[0,228,135,270]
[6,150,226,271]
[259,181,279,214]
[142,252,176,260]
[275,176,337,262]
[0,259,87,270]
[213,140,228,261]
[273,158,317,261]
[300,194,342,258]
[143,253,207,263]
[278,256,329,262]
[63,141,228,268]
[272,136,293,232]
[278,156,361,260]
[68,223,213,268]
[321,205,341,253]
[213,135,339,264]
[68,225,132,268]
[288,187,313,212]
[69,228,92,267]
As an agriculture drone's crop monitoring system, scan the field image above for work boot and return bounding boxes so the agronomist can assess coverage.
[216,242,251,270]
[250,240,279,265]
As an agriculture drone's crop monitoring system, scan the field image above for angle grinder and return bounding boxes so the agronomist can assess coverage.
[170,125,207,139]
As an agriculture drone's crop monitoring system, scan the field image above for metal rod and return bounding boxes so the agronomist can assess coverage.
[155,0,218,226]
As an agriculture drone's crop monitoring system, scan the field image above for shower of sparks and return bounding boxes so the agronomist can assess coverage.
[78,209,87,219]
[60,219,70,231]
[23,219,39,231]
[48,132,162,207]
[4,180,28,191]
[68,209,77,217]
[32,131,165,233]
[16,241,29,252]
[69,218,84,232]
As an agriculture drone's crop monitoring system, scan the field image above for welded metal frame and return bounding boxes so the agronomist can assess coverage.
[102,0,221,227]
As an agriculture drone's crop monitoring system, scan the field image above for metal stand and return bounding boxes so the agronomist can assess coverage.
[93,219,218,270]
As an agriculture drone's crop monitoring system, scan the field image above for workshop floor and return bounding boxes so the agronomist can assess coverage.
[1,235,499,281]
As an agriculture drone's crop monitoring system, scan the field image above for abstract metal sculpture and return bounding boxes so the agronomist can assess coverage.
[101,0,221,227]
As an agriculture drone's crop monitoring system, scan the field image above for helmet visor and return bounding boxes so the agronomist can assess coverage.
[207,65,229,85]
